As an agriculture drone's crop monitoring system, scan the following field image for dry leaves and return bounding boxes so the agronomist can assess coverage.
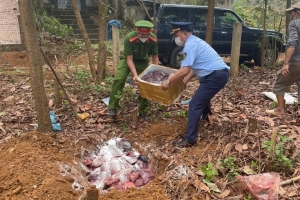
[235,143,243,153]
[4,95,14,102]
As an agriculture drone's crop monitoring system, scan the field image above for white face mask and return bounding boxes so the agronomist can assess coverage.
[139,37,148,43]
[175,37,184,46]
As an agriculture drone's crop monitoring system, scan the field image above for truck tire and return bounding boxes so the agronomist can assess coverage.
[254,43,279,67]
[159,58,168,66]
[169,46,184,69]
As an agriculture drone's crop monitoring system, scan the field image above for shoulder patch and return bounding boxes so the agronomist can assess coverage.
[182,53,187,61]
[149,36,157,42]
[129,36,139,43]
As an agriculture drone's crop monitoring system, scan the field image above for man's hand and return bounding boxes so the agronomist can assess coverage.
[183,76,189,89]
[162,80,169,91]
[281,64,290,76]
[133,75,139,85]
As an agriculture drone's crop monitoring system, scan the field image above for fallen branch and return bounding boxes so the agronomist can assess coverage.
[280,175,300,186]
[224,195,243,200]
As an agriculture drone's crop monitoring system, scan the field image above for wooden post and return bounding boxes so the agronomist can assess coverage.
[86,186,98,200]
[131,108,138,124]
[271,127,277,158]
[247,117,257,133]
[112,26,120,76]
[230,22,242,77]
[54,79,61,106]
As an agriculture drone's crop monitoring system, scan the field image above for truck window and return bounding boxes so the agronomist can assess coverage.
[218,11,240,28]
[192,9,209,27]
[161,7,190,24]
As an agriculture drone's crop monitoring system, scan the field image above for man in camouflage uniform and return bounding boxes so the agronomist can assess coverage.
[109,20,159,119]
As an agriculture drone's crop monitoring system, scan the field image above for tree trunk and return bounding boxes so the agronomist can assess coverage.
[71,0,96,79]
[153,0,157,35]
[285,1,292,92]
[286,0,291,42]
[97,0,108,81]
[260,0,268,76]
[18,0,52,132]
[205,0,214,46]
[117,0,122,19]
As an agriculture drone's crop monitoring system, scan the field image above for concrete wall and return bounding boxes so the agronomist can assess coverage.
[0,0,21,45]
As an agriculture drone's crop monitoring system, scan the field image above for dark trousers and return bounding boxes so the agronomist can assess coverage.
[109,59,150,115]
[185,70,229,142]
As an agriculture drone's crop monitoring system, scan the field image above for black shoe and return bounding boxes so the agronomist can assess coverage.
[139,114,148,120]
[109,109,117,118]
[173,138,196,148]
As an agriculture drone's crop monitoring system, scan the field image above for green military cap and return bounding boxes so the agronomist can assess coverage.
[135,20,154,34]
[135,20,154,28]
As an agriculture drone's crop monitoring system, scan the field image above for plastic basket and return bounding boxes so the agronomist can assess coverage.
[137,64,184,105]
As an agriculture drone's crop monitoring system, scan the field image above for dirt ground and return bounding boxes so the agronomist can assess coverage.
[0,52,204,200]
[0,51,299,200]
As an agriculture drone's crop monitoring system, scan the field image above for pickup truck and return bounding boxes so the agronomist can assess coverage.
[127,1,285,68]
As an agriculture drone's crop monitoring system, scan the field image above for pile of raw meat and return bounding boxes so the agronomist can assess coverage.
[83,138,155,191]
[141,70,169,84]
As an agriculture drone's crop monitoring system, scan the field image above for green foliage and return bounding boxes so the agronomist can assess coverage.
[262,135,293,171]
[114,91,124,108]
[119,20,133,40]
[164,112,171,118]
[122,86,137,102]
[244,193,252,200]
[33,7,81,59]
[67,41,86,55]
[233,0,285,33]
[163,109,188,118]
[36,11,73,38]
[93,75,115,95]
[10,77,16,84]
[121,123,129,131]
[157,104,164,111]
[182,0,208,5]
[201,162,218,182]
[74,68,92,90]
[15,69,25,74]
[0,45,11,52]
[63,100,70,109]
[93,84,103,93]
[250,160,259,172]
[176,110,188,117]
[104,76,115,85]
[269,101,278,109]
[217,156,239,179]
[240,63,247,70]
[75,68,91,82]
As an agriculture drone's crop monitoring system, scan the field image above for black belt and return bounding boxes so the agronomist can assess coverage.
[204,69,228,78]
[213,69,228,73]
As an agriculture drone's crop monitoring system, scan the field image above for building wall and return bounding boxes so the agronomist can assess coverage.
[0,0,21,45]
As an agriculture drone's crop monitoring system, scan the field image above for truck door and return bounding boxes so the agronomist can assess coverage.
[190,8,220,52]
[157,6,191,55]
[216,10,250,56]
